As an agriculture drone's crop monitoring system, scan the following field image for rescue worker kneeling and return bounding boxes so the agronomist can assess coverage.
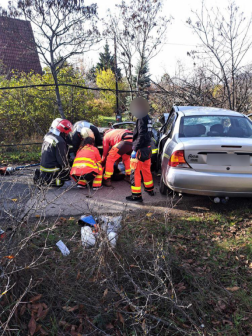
[102,129,133,187]
[38,119,73,187]
[70,128,103,190]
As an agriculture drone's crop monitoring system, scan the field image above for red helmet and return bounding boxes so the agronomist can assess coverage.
[56,119,73,134]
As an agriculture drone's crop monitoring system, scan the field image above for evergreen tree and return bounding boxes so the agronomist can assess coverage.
[96,42,122,80]
[135,57,151,92]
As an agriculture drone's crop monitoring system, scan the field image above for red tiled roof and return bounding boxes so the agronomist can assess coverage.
[0,16,42,75]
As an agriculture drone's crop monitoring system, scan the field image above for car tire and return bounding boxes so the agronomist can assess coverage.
[159,174,169,195]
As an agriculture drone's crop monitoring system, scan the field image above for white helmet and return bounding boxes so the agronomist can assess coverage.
[80,127,95,139]
[50,118,63,129]
[73,120,92,133]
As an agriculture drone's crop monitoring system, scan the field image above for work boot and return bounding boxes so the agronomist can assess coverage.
[126,195,143,203]
[146,190,155,196]
[124,175,131,184]
[77,184,87,189]
[103,178,112,187]
[93,186,103,191]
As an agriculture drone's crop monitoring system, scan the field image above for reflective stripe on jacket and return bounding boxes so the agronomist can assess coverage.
[102,129,133,161]
[40,132,68,171]
[70,144,102,176]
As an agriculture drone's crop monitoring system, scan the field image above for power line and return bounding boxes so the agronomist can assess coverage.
[0,83,169,95]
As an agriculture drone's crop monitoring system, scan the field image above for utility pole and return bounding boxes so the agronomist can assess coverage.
[114,35,121,122]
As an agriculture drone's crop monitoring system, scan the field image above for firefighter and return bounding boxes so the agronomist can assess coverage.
[126,97,154,202]
[70,128,103,190]
[70,120,102,156]
[102,129,133,187]
[38,119,73,187]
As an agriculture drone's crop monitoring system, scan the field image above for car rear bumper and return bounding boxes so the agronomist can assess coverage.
[165,168,252,197]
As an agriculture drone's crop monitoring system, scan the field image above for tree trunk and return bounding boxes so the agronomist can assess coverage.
[52,68,65,119]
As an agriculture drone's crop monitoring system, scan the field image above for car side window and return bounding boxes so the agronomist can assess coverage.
[164,113,177,136]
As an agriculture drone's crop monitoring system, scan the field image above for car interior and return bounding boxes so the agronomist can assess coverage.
[179,116,252,138]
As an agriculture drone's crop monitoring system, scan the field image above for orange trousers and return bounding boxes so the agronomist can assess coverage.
[72,164,103,187]
[131,159,154,197]
[104,142,131,179]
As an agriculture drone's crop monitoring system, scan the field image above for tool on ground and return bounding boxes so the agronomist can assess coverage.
[0,163,40,175]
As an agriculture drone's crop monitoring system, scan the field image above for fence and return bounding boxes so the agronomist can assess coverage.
[0,143,42,164]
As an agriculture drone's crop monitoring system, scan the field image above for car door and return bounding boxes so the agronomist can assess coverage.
[158,112,177,154]
[157,112,177,171]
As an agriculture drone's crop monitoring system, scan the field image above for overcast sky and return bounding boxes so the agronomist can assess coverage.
[2,0,252,79]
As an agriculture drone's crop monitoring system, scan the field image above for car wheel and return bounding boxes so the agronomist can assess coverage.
[159,174,169,195]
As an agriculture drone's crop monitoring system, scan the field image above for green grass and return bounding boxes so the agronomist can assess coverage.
[2,206,252,335]
[123,208,252,335]
[99,115,126,127]
[0,147,41,164]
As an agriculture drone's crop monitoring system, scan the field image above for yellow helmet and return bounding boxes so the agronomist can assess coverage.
[80,127,95,139]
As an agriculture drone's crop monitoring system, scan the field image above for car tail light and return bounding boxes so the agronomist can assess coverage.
[168,150,190,168]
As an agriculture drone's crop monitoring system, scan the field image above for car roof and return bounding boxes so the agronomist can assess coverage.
[174,106,244,117]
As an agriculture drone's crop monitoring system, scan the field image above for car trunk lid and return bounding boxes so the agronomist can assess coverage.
[181,138,252,173]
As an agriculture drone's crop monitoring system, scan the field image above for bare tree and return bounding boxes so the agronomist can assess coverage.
[4,0,100,118]
[105,0,171,100]
[187,1,252,112]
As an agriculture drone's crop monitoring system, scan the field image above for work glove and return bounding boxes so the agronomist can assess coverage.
[131,150,137,159]
[69,152,76,162]
[130,158,138,171]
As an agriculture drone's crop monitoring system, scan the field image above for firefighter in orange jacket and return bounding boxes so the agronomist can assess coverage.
[126,97,154,202]
[70,128,103,190]
[102,129,133,187]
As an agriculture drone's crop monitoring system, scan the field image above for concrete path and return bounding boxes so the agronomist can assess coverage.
[25,176,175,217]
[2,167,252,219]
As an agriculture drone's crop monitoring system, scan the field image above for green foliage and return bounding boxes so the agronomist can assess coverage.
[135,57,151,91]
[95,68,127,115]
[96,42,122,80]
[0,66,103,143]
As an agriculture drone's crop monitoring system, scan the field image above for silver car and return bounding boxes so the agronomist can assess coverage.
[159,106,252,197]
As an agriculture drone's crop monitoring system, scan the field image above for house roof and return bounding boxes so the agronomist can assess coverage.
[0,16,42,75]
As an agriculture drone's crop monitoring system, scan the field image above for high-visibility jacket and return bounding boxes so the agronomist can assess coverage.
[70,144,102,176]
[40,131,68,173]
[102,129,133,161]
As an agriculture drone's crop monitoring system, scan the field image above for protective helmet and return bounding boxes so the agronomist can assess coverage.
[50,118,63,129]
[80,127,95,139]
[56,119,73,134]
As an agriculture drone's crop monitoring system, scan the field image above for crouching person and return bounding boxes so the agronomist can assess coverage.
[38,119,73,187]
[70,128,103,190]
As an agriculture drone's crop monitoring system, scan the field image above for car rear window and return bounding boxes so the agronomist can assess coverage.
[179,115,252,138]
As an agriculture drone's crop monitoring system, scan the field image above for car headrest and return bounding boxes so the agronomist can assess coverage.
[197,124,206,135]
[210,124,224,133]
[184,125,202,137]
[227,127,244,137]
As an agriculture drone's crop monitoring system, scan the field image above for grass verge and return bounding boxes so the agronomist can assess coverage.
[1,206,251,335]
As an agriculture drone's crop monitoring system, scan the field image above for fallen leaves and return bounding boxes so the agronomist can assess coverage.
[225,286,240,292]
[30,294,42,303]
[28,316,36,336]
[3,255,14,259]
[103,288,108,298]
[63,305,79,312]
[117,312,125,325]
